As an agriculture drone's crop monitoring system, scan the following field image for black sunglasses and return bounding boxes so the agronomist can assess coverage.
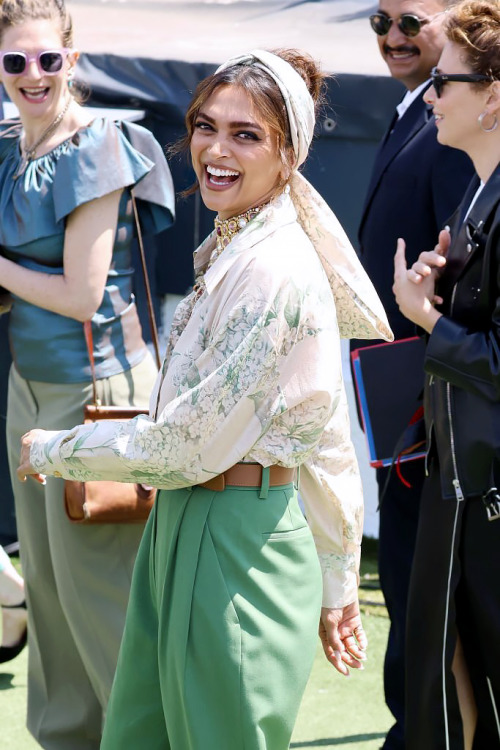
[430,66,496,98]
[0,49,71,76]
[369,11,432,37]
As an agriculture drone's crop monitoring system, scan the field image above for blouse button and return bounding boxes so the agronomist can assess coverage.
[466,243,472,253]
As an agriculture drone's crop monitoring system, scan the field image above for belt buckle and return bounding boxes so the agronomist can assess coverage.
[200,474,226,492]
[211,474,226,492]
[482,488,500,522]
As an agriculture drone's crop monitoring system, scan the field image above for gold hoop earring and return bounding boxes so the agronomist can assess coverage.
[478,111,498,133]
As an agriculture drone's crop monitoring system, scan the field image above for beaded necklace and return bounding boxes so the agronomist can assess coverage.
[214,203,265,253]
[192,202,267,302]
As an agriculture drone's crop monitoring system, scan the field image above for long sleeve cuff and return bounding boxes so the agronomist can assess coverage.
[30,430,73,477]
[318,550,360,608]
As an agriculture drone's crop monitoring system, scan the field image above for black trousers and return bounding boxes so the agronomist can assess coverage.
[377,460,425,750]
[406,466,500,749]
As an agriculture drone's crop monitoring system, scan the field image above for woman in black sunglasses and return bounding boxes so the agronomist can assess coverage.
[393,1,500,748]
[0,1,174,748]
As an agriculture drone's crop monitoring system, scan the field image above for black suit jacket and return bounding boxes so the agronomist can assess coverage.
[358,88,474,341]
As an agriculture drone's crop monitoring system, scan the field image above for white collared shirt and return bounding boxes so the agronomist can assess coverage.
[464,181,485,221]
[396,79,430,119]
[30,191,387,609]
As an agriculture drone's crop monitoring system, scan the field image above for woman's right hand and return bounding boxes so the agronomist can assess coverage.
[17,429,47,485]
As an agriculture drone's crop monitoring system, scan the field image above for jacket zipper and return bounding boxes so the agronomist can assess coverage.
[447,284,464,502]
[425,375,434,477]
[446,381,464,501]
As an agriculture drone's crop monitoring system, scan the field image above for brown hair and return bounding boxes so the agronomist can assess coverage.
[444,0,500,80]
[174,48,328,196]
[0,0,87,100]
[0,0,73,47]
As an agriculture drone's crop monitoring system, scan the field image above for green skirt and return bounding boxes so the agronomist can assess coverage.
[101,479,322,750]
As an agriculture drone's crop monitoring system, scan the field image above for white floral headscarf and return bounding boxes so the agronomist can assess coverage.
[216,49,314,169]
[215,50,393,342]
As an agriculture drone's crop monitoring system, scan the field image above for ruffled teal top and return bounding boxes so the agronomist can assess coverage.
[0,117,174,383]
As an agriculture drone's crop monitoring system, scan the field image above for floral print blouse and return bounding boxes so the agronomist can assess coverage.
[30,187,391,608]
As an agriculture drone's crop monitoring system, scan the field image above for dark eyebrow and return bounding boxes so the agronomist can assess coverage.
[196,111,265,131]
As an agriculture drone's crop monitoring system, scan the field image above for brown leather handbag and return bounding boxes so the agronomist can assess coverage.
[64,192,161,524]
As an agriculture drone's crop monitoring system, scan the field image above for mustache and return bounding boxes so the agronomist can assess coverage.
[383,43,419,54]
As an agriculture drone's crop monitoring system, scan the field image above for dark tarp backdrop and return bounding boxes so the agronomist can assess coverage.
[0,53,403,543]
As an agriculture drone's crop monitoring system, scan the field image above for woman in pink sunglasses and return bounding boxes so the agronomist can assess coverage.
[0,1,174,747]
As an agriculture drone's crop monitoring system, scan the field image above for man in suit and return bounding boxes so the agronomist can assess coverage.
[357,1,474,747]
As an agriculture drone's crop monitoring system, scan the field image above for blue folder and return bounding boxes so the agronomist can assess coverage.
[350,336,427,468]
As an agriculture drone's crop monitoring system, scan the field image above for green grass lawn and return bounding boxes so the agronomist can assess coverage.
[1,539,391,749]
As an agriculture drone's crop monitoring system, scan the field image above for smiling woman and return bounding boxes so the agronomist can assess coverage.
[18,47,392,749]
[189,86,284,219]
[392,2,500,748]
[0,5,81,171]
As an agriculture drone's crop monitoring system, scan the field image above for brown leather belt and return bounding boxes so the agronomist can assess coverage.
[199,463,295,492]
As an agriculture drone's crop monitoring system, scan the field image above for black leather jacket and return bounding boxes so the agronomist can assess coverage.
[424,164,500,500]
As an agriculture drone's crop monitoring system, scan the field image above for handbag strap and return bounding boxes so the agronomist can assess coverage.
[84,189,162,407]
[130,191,162,370]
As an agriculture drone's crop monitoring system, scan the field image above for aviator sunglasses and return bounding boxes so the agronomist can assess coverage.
[0,48,72,76]
[430,66,496,97]
[369,11,435,37]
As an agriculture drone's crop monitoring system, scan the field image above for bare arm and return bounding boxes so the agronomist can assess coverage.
[0,188,122,322]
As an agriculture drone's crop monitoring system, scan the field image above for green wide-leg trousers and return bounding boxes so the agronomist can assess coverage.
[101,480,322,750]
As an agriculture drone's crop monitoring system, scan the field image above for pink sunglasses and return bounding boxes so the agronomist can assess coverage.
[0,48,72,76]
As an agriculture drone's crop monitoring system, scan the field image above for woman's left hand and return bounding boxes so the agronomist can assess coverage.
[393,238,443,334]
[17,430,47,485]
[319,599,368,676]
